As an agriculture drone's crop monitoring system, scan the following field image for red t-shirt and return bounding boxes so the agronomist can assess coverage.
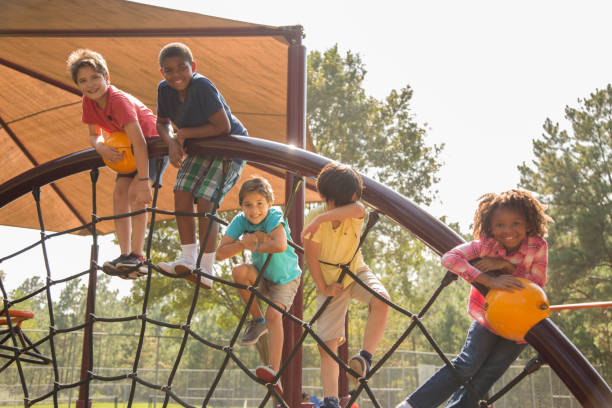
[81,85,158,139]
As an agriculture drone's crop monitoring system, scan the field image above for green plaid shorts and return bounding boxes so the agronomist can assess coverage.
[174,156,244,203]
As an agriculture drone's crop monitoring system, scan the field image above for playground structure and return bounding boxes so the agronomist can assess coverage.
[1,1,611,406]
[0,135,611,408]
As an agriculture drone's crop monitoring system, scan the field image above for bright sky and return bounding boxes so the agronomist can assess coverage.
[2,0,612,296]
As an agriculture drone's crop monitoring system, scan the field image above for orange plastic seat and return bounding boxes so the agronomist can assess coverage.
[0,309,51,372]
[485,277,550,341]
[0,309,34,326]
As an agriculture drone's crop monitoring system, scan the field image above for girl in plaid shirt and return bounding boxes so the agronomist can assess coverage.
[397,190,552,408]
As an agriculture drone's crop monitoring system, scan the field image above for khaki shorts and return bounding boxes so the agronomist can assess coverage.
[258,276,301,311]
[316,267,388,344]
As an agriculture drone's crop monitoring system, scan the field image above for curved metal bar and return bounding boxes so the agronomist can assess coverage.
[526,319,612,407]
[0,135,463,255]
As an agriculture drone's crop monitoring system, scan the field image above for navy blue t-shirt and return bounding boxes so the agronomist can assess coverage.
[157,72,247,136]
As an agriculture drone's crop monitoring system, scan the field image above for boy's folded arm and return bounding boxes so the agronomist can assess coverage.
[216,235,244,260]
[178,108,231,141]
[312,202,366,226]
[257,225,287,253]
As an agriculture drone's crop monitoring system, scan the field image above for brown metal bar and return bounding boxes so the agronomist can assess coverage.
[0,114,89,228]
[525,318,612,407]
[0,57,81,96]
[282,40,307,408]
[1,136,465,254]
[0,25,304,43]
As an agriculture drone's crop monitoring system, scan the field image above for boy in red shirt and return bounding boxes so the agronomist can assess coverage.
[67,49,168,278]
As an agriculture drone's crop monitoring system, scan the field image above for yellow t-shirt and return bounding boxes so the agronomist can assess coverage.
[306,206,366,288]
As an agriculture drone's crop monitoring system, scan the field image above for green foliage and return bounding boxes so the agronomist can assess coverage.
[519,84,612,381]
[307,45,444,205]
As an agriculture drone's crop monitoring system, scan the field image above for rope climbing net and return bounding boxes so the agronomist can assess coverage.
[0,163,546,408]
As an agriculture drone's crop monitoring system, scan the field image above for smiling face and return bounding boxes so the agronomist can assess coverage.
[160,55,195,97]
[241,191,271,225]
[489,207,528,252]
[76,65,110,105]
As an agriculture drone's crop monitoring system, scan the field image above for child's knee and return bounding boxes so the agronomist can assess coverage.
[232,264,250,283]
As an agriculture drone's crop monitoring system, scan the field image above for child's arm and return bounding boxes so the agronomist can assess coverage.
[176,108,231,147]
[123,121,152,205]
[216,234,246,261]
[242,225,287,254]
[442,241,524,291]
[303,238,343,297]
[301,202,365,241]
[89,125,123,163]
[216,225,287,260]
[156,117,184,168]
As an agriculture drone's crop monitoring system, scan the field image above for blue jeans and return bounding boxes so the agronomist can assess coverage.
[407,321,526,408]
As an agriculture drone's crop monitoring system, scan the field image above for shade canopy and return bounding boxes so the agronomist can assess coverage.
[0,0,318,234]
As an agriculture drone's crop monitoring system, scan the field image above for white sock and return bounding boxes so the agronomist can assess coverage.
[395,400,413,408]
[181,243,197,264]
[201,252,215,274]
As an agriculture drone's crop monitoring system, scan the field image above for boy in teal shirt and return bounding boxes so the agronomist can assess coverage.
[217,177,301,396]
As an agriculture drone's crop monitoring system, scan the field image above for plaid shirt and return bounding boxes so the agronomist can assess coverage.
[441,235,548,332]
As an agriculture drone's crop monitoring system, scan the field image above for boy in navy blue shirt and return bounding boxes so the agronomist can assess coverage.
[156,42,247,288]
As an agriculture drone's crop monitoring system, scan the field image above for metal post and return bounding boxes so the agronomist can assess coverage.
[154,330,160,408]
[338,316,349,399]
[77,169,99,408]
[283,35,306,408]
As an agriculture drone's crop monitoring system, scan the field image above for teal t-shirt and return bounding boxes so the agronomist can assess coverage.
[225,207,301,284]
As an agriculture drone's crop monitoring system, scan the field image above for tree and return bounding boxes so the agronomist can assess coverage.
[307,45,443,205]
[518,85,612,381]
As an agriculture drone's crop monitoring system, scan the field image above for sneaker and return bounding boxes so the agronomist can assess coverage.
[395,400,413,408]
[102,254,129,276]
[116,253,148,278]
[158,257,195,276]
[348,354,370,388]
[255,365,282,396]
[240,319,268,346]
[185,268,213,290]
[322,396,340,408]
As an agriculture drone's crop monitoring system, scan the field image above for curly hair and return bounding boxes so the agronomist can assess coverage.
[238,177,274,206]
[473,189,553,239]
[66,49,109,84]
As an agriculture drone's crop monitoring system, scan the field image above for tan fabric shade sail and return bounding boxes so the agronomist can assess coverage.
[0,0,318,234]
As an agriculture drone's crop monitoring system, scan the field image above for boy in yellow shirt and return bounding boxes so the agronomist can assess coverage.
[302,163,389,408]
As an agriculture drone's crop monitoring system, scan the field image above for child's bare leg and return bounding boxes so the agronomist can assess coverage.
[128,178,147,256]
[113,178,132,255]
[266,303,284,371]
[362,294,389,354]
[232,264,263,319]
[196,198,218,273]
[319,339,340,398]
[196,198,218,252]
[175,190,196,245]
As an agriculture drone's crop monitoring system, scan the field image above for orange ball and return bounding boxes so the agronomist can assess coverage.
[484,277,550,341]
[102,131,136,174]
